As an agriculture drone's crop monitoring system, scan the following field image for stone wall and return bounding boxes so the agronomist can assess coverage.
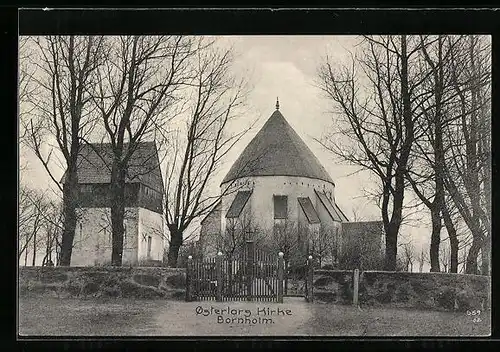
[313,270,491,311]
[19,266,186,300]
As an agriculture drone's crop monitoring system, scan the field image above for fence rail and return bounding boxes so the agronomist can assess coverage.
[186,241,315,303]
[187,241,294,302]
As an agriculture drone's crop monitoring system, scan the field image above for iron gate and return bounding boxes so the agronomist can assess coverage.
[186,241,286,302]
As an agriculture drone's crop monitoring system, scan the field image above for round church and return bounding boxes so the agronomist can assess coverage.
[199,100,355,266]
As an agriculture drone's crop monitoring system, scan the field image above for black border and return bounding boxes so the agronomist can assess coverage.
[3,5,499,351]
[17,8,500,35]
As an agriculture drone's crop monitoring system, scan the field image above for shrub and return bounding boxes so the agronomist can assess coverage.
[101,285,120,298]
[39,271,68,284]
[66,283,82,296]
[82,282,100,296]
[288,264,307,278]
[437,287,456,310]
[455,287,484,312]
[165,273,185,288]
[133,274,160,287]
[313,276,334,287]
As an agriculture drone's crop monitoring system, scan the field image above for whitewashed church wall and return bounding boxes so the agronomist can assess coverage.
[199,206,222,258]
[137,208,164,262]
[71,207,139,266]
[220,176,337,241]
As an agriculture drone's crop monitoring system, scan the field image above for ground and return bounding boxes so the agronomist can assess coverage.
[18,297,490,336]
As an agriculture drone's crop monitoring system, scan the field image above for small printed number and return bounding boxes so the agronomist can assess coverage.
[466,310,481,316]
[472,317,482,323]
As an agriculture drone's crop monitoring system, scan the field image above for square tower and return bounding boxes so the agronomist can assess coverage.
[62,142,164,266]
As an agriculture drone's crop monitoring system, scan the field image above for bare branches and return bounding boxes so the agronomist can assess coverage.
[85,36,200,266]
[317,35,422,270]
[317,34,491,274]
[162,39,252,267]
[19,35,107,266]
[19,184,63,265]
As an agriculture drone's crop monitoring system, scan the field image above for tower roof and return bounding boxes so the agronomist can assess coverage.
[221,106,335,186]
[60,141,163,192]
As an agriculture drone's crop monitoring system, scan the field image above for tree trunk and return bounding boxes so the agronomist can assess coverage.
[442,203,459,273]
[382,35,413,272]
[110,160,126,266]
[24,243,28,266]
[384,221,399,271]
[32,230,37,266]
[384,170,406,271]
[481,237,490,276]
[59,170,78,266]
[466,237,481,274]
[284,259,289,295]
[429,206,441,272]
[167,227,183,267]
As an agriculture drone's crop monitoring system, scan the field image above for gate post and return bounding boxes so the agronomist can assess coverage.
[307,255,314,302]
[246,241,254,301]
[277,252,284,303]
[216,251,223,302]
[186,255,193,302]
[353,268,360,306]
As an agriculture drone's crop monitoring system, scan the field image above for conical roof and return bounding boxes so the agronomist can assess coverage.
[221,107,335,186]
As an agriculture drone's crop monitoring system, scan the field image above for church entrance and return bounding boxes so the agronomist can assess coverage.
[185,241,286,302]
[283,255,314,302]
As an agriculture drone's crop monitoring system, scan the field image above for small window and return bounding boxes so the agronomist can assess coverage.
[226,191,252,218]
[79,223,83,239]
[123,223,127,247]
[273,195,288,219]
[147,236,152,259]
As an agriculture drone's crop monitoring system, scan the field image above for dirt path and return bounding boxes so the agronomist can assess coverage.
[18,297,490,336]
[146,297,312,336]
[19,297,312,336]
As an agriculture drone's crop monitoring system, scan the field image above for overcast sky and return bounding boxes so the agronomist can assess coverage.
[20,35,432,263]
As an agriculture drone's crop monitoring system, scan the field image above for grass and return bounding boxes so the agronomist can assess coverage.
[18,297,490,337]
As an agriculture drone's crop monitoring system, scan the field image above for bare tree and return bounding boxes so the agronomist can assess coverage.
[19,184,63,266]
[89,36,197,266]
[41,200,62,266]
[418,247,428,273]
[162,40,251,267]
[440,245,450,273]
[18,36,38,140]
[267,217,302,293]
[307,224,337,269]
[442,35,491,275]
[403,35,466,272]
[317,36,428,270]
[442,192,461,273]
[400,241,416,272]
[350,204,367,222]
[19,185,46,265]
[21,36,106,266]
[218,214,262,296]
